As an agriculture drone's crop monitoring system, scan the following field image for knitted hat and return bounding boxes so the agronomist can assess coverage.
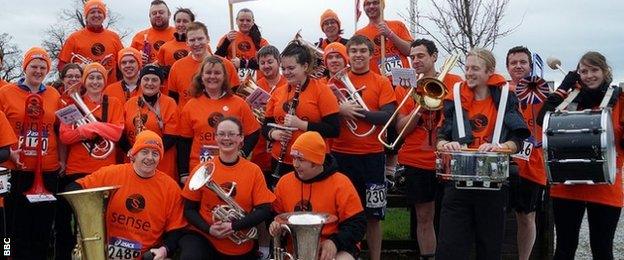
[22,47,51,73]
[320,9,340,29]
[130,130,164,156]
[291,131,326,165]
[82,63,107,84]
[323,42,348,67]
[139,65,165,83]
[84,0,107,20]
[117,47,143,68]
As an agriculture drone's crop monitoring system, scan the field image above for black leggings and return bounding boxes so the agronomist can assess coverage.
[552,198,621,260]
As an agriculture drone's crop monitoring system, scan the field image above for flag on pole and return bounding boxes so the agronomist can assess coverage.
[229,0,256,3]
[531,53,544,78]
[355,0,362,22]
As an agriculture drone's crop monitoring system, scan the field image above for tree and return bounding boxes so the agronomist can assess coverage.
[0,33,23,82]
[401,0,518,61]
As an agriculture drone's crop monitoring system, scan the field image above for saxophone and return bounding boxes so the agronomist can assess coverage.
[271,83,303,179]
[188,159,258,244]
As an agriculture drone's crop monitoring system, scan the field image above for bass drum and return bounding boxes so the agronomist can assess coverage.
[542,109,616,185]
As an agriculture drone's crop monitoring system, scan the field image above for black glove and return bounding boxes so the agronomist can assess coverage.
[558,71,580,91]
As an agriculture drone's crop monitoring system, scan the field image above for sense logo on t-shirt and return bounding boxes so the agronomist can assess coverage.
[91,43,106,56]
[238,41,252,52]
[125,194,146,213]
[470,114,489,133]
[154,40,165,51]
[207,112,225,128]
[173,49,188,60]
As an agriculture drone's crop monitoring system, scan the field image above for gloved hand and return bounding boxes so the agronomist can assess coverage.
[558,71,580,91]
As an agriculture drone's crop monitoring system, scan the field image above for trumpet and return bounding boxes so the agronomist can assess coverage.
[328,67,376,137]
[235,75,271,123]
[189,159,258,245]
[378,53,460,149]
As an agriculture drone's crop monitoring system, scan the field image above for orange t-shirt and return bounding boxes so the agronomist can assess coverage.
[124,95,179,180]
[0,110,18,148]
[104,80,141,104]
[58,28,124,85]
[330,71,396,154]
[355,20,413,76]
[130,27,176,64]
[156,40,189,67]
[264,78,340,164]
[397,74,462,169]
[250,76,287,171]
[0,84,62,171]
[168,55,240,108]
[273,171,363,244]
[466,96,498,148]
[549,96,624,207]
[217,32,269,61]
[77,163,187,257]
[181,157,275,256]
[0,79,8,88]
[178,94,260,171]
[63,95,124,175]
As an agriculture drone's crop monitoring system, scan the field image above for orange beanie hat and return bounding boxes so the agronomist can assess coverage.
[82,63,108,84]
[130,130,164,156]
[320,9,341,29]
[22,47,51,72]
[84,0,107,19]
[323,42,348,66]
[291,131,326,165]
[117,47,143,68]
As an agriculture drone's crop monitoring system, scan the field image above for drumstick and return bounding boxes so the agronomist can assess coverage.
[461,147,514,154]
[546,57,567,75]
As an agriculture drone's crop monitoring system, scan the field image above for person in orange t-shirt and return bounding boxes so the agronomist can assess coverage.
[394,39,462,259]
[315,9,349,50]
[436,49,529,260]
[216,8,269,81]
[0,47,62,259]
[130,0,175,65]
[168,21,240,108]
[156,8,195,77]
[67,130,187,260]
[269,131,366,260]
[179,117,275,259]
[326,36,396,260]
[104,47,142,103]
[58,0,124,85]
[0,109,18,221]
[122,65,179,180]
[504,46,548,260]
[0,51,9,88]
[262,40,340,187]
[177,56,259,183]
[536,51,623,260]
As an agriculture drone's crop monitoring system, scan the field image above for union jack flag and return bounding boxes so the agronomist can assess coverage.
[515,76,549,105]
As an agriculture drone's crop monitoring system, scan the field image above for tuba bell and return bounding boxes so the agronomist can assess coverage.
[378,53,460,149]
[58,185,119,260]
[328,67,377,137]
[272,212,338,260]
[189,159,258,244]
[235,75,272,123]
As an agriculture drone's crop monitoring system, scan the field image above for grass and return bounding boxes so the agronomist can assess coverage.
[382,207,411,240]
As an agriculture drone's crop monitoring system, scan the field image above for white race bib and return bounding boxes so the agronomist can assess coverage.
[199,145,219,163]
[379,55,404,76]
[107,237,142,260]
[511,140,534,161]
[19,130,49,156]
[366,183,387,208]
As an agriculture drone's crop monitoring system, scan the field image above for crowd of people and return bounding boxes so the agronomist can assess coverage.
[0,0,621,259]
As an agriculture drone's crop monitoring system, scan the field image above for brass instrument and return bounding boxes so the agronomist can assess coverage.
[235,75,271,123]
[58,186,119,260]
[66,83,116,159]
[273,212,338,260]
[378,53,460,149]
[328,67,377,137]
[294,30,326,78]
[189,159,258,245]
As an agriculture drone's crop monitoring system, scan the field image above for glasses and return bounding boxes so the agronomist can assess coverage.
[216,132,242,138]
[64,75,81,79]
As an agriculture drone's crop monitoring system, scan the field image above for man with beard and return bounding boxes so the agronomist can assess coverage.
[58,0,124,85]
[131,0,175,65]
[104,47,142,103]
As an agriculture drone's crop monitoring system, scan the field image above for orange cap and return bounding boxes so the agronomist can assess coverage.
[117,47,142,68]
[84,0,107,19]
[130,130,164,156]
[82,63,108,85]
[291,131,326,165]
[22,47,51,72]
[320,9,341,29]
[323,42,348,67]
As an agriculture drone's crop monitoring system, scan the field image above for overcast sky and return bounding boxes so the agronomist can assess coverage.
[1,0,622,84]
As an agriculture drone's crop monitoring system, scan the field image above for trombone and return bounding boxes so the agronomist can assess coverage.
[328,67,376,137]
[377,53,460,149]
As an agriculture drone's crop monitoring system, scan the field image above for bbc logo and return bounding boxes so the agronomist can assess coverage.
[3,238,9,256]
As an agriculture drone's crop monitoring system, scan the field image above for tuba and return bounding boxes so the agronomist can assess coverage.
[273,212,338,260]
[65,83,116,159]
[189,159,258,244]
[378,53,460,149]
[235,75,271,123]
[294,30,326,79]
[328,67,377,137]
[58,185,119,260]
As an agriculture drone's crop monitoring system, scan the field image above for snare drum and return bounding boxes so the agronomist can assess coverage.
[543,109,616,185]
[436,151,510,190]
[0,167,11,195]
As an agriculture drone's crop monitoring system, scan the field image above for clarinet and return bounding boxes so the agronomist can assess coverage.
[271,83,303,179]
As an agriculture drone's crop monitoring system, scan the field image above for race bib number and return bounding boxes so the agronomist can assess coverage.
[511,140,534,161]
[199,145,219,163]
[379,55,404,76]
[366,183,387,208]
[238,68,255,81]
[19,130,49,156]
[107,237,142,260]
